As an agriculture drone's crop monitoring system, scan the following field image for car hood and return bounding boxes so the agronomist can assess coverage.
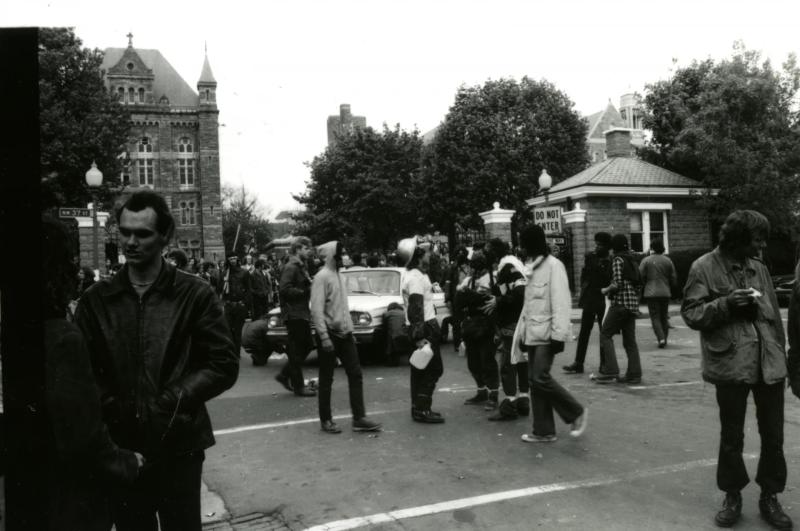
[348,294,403,314]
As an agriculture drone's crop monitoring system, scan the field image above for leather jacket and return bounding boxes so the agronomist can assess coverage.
[279,255,311,321]
[681,248,786,385]
[74,261,239,458]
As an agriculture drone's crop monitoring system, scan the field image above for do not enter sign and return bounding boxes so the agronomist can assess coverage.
[533,206,562,234]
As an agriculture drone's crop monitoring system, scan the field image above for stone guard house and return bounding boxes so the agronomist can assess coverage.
[526,128,712,290]
[99,37,224,262]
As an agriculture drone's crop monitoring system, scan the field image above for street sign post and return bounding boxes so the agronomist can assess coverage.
[58,207,91,218]
[534,206,562,235]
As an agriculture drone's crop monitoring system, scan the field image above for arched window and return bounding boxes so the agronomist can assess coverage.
[137,137,154,186]
[128,87,135,104]
[138,137,152,153]
[178,137,195,187]
[138,88,145,103]
[117,87,125,101]
[179,201,197,225]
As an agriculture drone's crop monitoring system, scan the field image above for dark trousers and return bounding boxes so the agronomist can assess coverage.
[498,335,529,396]
[441,313,463,347]
[281,319,314,391]
[411,320,445,410]
[224,301,248,356]
[573,303,605,367]
[316,333,366,422]
[465,332,499,390]
[599,305,641,377]
[252,295,269,319]
[528,344,584,436]
[646,297,670,342]
[715,382,786,494]
[112,450,204,531]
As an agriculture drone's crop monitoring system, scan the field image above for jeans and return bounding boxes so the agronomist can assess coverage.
[497,335,529,396]
[410,320,444,410]
[528,344,584,436]
[599,305,641,378]
[646,297,670,342]
[465,331,499,390]
[715,382,786,494]
[573,303,605,367]
[280,319,314,391]
[112,450,204,531]
[224,301,248,356]
[316,333,366,422]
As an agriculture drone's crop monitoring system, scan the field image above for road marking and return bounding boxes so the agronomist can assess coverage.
[627,381,703,390]
[213,409,399,436]
[304,454,756,531]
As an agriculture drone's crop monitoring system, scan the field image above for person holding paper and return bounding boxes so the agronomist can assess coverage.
[398,236,445,424]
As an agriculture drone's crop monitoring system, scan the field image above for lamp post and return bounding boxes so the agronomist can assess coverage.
[538,168,552,205]
[85,161,103,271]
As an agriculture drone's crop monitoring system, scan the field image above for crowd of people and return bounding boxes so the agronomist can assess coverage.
[35,186,800,530]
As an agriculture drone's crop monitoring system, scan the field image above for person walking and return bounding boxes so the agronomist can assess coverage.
[563,232,612,374]
[457,250,500,409]
[75,190,239,531]
[639,238,677,348]
[42,216,144,530]
[593,234,643,385]
[398,236,445,424]
[310,240,382,434]
[221,253,252,356]
[484,238,530,421]
[276,236,317,397]
[684,210,791,529]
[512,225,586,443]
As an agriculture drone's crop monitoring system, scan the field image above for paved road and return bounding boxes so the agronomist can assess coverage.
[201,311,800,530]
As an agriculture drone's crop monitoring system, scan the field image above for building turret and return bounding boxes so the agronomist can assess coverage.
[197,47,217,108]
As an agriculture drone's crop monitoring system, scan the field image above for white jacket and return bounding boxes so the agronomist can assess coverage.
[510,254,572,364]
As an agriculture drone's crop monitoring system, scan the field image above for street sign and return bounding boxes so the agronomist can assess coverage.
[58,207,91,218]
[534,206,562,234]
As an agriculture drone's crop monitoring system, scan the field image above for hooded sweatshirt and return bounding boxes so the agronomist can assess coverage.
[310,241,354,342]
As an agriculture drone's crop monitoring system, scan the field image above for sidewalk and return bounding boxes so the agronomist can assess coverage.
[570,302,682,323]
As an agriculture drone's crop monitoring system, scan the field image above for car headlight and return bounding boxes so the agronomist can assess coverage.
[268,315,281,328]
[351,312,372,326]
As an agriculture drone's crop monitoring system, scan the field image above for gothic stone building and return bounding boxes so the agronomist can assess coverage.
[100,38,224,262]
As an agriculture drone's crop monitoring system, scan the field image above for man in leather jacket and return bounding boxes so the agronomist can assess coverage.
[682,210,791,529]
[221,253,252,356]
[75,190,239,531]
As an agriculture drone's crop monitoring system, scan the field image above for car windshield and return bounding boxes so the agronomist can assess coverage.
[342,270,401,296]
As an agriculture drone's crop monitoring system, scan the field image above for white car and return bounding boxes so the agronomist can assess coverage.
[266,267,450,360]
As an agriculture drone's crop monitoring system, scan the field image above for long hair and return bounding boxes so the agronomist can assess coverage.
[42,216,78,318]
[718,210,770,254]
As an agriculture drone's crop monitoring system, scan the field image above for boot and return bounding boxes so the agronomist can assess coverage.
[412,408,445,423]
[514,396,530,416]
[759,493,793,530]
[484,389,499,410]
[488,398,518,421]
[464,388,489,405]
[714,491,742,527]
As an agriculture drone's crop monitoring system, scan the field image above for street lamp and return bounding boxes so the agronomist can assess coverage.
[538,168,552,205]
[85,161,103,272]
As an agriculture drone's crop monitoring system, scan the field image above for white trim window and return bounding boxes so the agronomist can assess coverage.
[179,200,197,226]
[628,204,670,253]
[178,137,195,187]
[137,137,154,187]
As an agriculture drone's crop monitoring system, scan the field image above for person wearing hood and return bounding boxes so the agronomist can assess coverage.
[457,249,501,409]
[399,237,445,424]
[310,241,382,434]
[511,225,587,443]
[483,238,530,421]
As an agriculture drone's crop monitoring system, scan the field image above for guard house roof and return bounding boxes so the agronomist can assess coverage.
[101,48,199,106]
[527,157,710,207]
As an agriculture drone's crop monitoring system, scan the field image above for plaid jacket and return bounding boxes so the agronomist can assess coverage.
[610,255,640,313]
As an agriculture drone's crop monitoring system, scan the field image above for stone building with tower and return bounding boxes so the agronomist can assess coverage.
[98,35,224,262]
[584,93,646,164]
[327,104,366,147]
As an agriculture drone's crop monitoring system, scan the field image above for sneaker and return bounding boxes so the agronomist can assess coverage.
[562,363,584,374]
[484,390,499,410]
[591,373,619,384]
[464,389,489,405]
[616,375,642,385]
[320,420,341,434]
[352,417,382,432]
[570,409,588,438]
[759,494,793,530]
[715,491,742,527]
[658,340,667,349]
[275,373,293,392]
[521,433,557,443]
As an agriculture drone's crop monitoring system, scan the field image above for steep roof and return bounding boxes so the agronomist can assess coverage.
[101,48,198,107]
[549,157,702,193]
[585,101,626,140]
[198,54,216,84]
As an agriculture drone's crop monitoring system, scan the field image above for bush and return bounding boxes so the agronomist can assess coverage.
[667,248,711,299]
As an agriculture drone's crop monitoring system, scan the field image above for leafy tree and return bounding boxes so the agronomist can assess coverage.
[640,43,800,233]
[295,125,424,251]
[221,184,273,255]
[420,77,590,247]
[39,27,131,211]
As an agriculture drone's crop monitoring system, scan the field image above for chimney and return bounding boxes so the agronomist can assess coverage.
[604,128,633,158]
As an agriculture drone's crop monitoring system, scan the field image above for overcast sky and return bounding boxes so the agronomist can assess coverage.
[7,0,800,218]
